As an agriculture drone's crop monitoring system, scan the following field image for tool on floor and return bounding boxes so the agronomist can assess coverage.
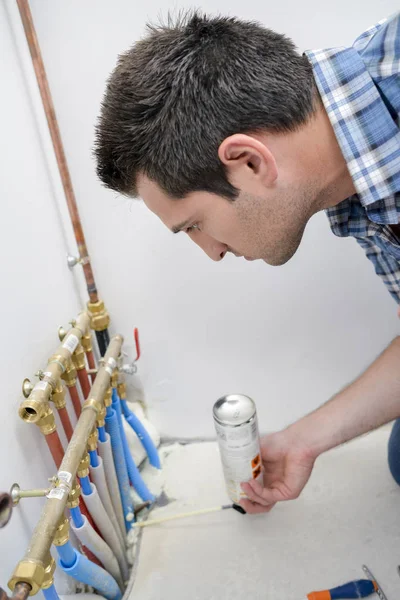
[133,503,246,528]
[307,565,387,600]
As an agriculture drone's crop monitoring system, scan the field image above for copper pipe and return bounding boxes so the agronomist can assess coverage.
[57,407,73,441]
[86,350,97,383]
[68,385,81,418]
[16,0,98,303]
[77,368,91,400]
[0,583,31,600]
[45,431,64,469]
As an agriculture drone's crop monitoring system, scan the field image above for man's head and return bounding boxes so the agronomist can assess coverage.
[95,12,326,265]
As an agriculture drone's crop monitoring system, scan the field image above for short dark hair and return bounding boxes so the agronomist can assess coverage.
[95,11,317,200]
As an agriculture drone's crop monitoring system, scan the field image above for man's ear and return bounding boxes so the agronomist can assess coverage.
[218,134,277,187]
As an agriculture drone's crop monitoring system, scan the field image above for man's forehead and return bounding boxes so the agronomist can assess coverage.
[137,174,192,229]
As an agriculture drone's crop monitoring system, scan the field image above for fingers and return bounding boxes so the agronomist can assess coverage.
[240,499,276,514]
[239,480,278,514]
[241,479,281,505]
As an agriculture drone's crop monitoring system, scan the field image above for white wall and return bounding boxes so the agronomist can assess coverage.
[0,1,83,590]
[27,0,400,439]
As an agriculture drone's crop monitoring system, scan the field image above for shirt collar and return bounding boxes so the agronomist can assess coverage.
[305,45,400,215]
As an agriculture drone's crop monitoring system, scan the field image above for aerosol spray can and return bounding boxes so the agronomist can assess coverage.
[213,394,262,504]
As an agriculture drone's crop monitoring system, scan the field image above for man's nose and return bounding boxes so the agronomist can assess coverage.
[192,231,227,261]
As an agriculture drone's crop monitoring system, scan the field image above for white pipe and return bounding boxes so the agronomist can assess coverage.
[70,515,124,590]
[90,456,125,551]
[82,483,129,581]
[98,434,126,541]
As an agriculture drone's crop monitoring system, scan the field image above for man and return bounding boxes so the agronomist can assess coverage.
[95,11,400,514]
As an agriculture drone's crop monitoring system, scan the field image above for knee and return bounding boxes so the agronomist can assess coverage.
[388,419,400,485]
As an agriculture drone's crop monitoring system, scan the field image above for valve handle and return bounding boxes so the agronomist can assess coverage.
[134,328,141,362]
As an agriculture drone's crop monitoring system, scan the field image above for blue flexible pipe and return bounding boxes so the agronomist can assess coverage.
[112,389,154,502]
[89,450,100,467]
[56,540,76,567]
[70,506,84,528]
[57,545,122,600]
[105,407,134,530]
[121,398,161,469]
[98,425,107,442]
[42,584,60,600]
[80,475,92,496]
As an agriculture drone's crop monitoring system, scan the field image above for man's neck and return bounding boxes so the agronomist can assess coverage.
[308,100,357,210]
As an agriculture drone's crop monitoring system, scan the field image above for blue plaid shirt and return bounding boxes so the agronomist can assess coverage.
[305,13,400,302]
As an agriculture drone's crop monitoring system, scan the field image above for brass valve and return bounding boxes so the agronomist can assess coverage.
[104,387,112,408]
[61,359,77,387]
[51,380,66,410]
[117,381,127,400]
[66,480,81,509]
[41,553,55,590]
[87,300,110,332]
[72,344,86,371]
[8,560,44,596]
[77,453,90,479]
[37,405,57,436]
[96,405,106,428]
[53,517,69,547]
[81,333,92,353]
[87,429,98,452]
[111,370,119,389]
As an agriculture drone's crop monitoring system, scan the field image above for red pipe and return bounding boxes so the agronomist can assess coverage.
[77,368,91,400]
[45,431,64,469]
[68,385,81,418]
[57,407,74,441]
[86,350,97,383]
[82,545,103,568]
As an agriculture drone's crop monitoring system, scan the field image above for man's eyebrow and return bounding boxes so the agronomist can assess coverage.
[171,219,191,234]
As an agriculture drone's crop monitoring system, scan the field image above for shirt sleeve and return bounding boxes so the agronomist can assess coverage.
[356,236,400,303]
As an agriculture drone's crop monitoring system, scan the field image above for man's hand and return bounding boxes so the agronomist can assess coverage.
[241,337,400,514]
[240,429,316,514]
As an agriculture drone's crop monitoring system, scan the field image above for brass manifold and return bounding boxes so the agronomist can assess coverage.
[19,312,91,433]
[8,334,124,596]
[87,300,110,332]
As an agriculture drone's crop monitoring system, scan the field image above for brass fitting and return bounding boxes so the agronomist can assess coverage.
[51,380,66,410]
[19,382,52,424]
[81,333,92,353]
[87,300,110,332]
[82,397,102,414]
[111,370,119,389]
[41,553,55,590]
[61,359,77,387]
[72,344,85,371]
[87,428,98,452]
[8,560,45,596]
[36,404,56,436]
[117,381,127,400]
[104,387,112,408]
[52,517,69,547]
[96,404,106,428]
[77,453,90,479]
[66,480,81,509]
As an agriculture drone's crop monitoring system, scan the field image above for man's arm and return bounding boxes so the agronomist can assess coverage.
[241,336,400,513]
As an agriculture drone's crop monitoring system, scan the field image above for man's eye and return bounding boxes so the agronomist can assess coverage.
[186,224,200,233]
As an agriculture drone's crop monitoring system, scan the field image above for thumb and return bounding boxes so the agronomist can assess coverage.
[243,479,287,504]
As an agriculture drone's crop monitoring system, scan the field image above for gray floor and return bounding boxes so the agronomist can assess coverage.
[132,427,400,600]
